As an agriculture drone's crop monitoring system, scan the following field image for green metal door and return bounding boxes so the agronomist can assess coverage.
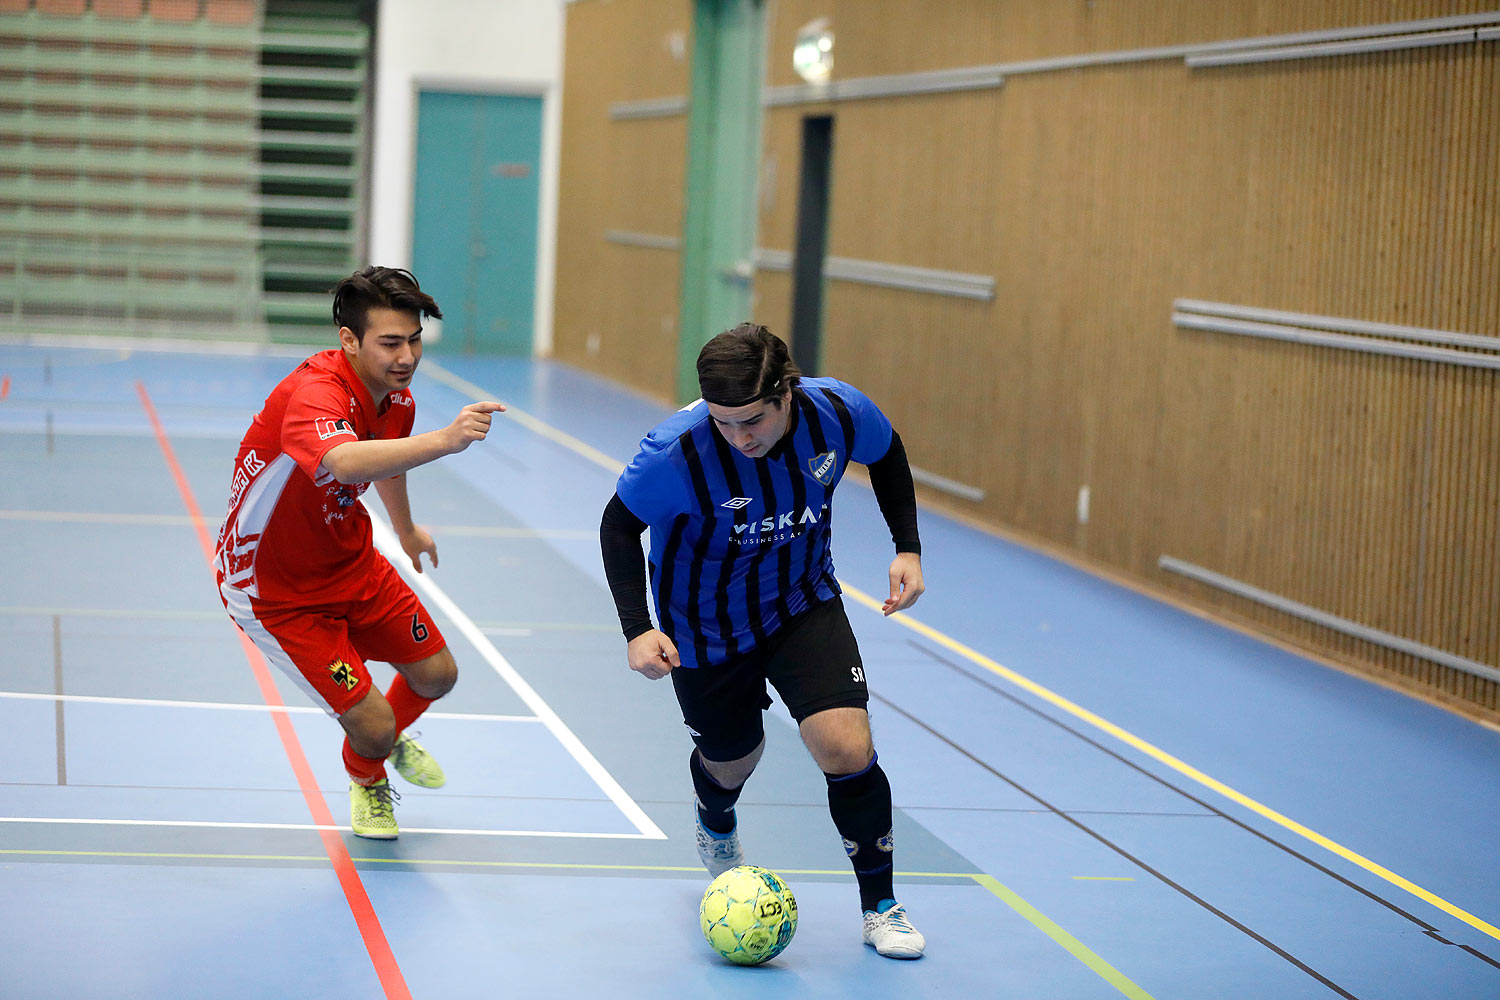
[412,90,542,354]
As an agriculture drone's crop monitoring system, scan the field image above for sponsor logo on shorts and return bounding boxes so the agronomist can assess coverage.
[327,658,358,691]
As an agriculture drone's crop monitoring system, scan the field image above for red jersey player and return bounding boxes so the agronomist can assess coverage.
[215,266,504,838]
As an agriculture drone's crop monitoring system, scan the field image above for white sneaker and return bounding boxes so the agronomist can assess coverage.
[694,798,743,878]
[862,902,926,959]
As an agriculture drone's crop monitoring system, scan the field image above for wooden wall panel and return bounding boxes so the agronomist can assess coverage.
[554,0,692,403]
[769,1,1496,82]
[560,0,1500,720]
[779,2,1497,720]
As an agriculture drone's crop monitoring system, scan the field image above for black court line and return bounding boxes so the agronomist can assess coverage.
[903,805,1221,818]
[868,685,1363,999]
[52,615,66,786]
[904,640,1500,974]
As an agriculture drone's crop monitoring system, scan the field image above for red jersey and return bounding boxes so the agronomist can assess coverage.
[215,349,416,604]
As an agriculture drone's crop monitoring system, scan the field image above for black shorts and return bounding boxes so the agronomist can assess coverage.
[670,595,868,762]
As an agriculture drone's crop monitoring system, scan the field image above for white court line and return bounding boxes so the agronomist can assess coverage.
[365,505,668,841]
[0,605,226,621]
[0,509,197,527]
[0,605,590,636]
[0,508,596,540]
[2,332,315,359]
[0,690,540,723]
[421,362,626,475]
[0,817,654,839]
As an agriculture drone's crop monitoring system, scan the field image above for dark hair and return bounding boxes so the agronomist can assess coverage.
[330,266,442,342]
[696,323,801,407]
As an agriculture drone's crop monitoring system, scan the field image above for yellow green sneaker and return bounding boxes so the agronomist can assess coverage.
[349,778,400,840]
[390,731,446,789]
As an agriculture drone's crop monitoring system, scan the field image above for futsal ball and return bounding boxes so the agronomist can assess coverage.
[699,865,799,965]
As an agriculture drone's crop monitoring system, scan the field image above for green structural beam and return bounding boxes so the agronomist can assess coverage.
[676,0,766,403]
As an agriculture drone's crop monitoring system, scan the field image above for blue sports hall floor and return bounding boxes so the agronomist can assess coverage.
[2,337,1498,999]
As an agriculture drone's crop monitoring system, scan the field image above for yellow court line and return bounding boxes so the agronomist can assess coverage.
[2,848,1151,997]
[974,874,1155,1000]
[1,848,1149,996]
[839,584,1500,944]
[0,847,965,879]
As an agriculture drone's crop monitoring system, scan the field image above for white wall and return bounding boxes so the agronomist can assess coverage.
[370,0,565,355]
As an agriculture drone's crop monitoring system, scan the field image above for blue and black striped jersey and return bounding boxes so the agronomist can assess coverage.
[615,377,893,669]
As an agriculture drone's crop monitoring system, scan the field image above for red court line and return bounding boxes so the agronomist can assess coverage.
[134,380,412,1000]
[1,374,10,400]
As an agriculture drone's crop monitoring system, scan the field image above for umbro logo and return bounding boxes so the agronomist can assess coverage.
[720,497,753,509]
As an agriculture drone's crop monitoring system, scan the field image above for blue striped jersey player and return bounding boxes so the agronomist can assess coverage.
[599,322,928,959]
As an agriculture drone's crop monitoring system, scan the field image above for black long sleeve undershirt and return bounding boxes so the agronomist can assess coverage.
[598,430,921,641]
[599,493,654,641]
[867,430,921,556]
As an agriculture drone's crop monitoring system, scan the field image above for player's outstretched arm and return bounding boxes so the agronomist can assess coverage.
[627,629,680,680]
[323,400,506,484]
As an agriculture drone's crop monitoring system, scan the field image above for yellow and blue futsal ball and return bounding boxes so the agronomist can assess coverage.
[699,865,799,965]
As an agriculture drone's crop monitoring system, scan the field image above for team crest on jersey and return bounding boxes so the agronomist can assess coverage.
[316,417,357,441]
[327,658,358,691]
[806,450,838,485]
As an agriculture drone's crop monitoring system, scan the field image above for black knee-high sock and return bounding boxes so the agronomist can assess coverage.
[691,749,743,834]
[825,753,895,912]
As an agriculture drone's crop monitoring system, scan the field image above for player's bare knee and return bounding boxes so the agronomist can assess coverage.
[340,692,397,756]
[805,729,874,774]
[419,657,457,698]
[400,647,457,699]
[703,739,764,788]
[820,742,875,776]
[354,715,397,756]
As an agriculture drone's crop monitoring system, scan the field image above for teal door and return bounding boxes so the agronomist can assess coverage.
[412,91,542,354]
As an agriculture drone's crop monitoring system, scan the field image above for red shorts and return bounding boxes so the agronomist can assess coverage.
[220,555,447,716]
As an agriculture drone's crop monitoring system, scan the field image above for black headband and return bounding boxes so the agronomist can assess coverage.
[702,378,786,409]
